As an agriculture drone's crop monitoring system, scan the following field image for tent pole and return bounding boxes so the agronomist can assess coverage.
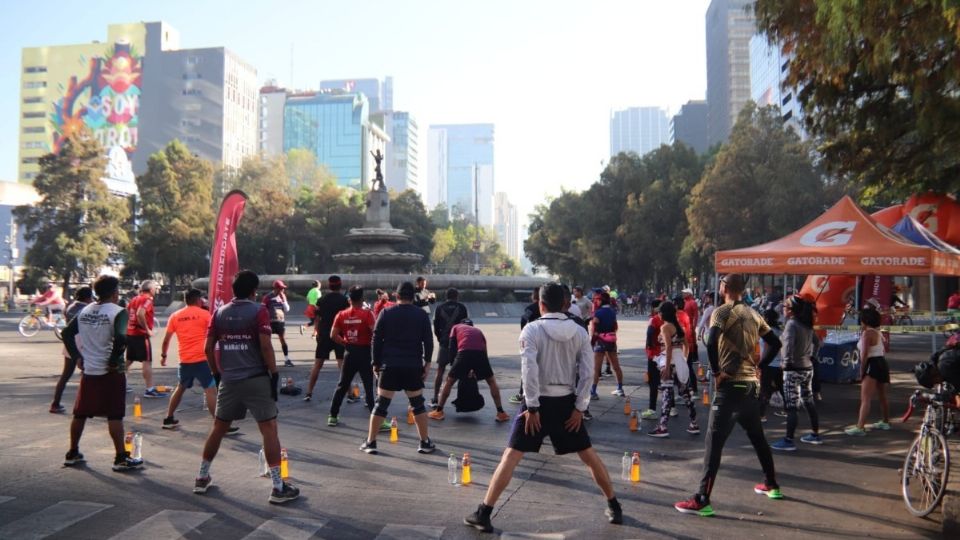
[714,272,718,306]
[855,276,860,314]
[930,273,936,352]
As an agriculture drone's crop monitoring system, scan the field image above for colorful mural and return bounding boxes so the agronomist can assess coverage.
[50,41,142,155]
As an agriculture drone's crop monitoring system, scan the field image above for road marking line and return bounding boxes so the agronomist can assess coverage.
[0,500,111,540]
[375,524,445,540]
[107,509,214,540]
[241,517,327,540]
[501,534,566,540]
[0,497,13,505]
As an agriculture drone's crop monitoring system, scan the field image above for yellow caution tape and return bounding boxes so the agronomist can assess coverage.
[814,323,960,333]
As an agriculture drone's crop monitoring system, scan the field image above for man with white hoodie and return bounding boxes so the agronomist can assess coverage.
[463,282,622,533]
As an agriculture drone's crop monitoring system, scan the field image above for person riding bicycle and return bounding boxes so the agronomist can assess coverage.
[30,281,65,324]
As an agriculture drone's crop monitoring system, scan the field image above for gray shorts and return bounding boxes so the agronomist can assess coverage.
[215,374,277,423]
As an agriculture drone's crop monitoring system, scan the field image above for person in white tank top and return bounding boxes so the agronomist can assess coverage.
[846,308,891,436]
[649,301,698,438]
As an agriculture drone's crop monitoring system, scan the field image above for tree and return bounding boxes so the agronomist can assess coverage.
[687,103,827,256]
[389,189,436,264]
[129,140,215,286]
[754,0,960,202]
[524,190,587,283]
[14,132,130,293]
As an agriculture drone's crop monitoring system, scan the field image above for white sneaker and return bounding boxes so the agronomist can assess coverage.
[611,388,625,397]
[670,408,678,417]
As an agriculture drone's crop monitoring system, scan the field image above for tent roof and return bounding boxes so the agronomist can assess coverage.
[891,215,960,255]
[714,196,960,276]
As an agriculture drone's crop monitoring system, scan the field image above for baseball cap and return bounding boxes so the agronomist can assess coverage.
[682,288,693,295]
[273,279,288,289]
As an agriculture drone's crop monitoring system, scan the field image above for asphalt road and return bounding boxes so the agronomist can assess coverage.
[0,312,946,539]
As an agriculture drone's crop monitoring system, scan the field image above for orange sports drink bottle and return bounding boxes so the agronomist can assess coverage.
[390,417,399,442]
[352,383,360,399]
[702,388,710,405]
[629,411,639,432]
[697,365,704,379]
[280,448,289,479]
[623,396,631,415]
[461,453,472,485]
[124,431,134,454]
[407,407,415,424]
[133,396,142,418]
[630,452,641,483]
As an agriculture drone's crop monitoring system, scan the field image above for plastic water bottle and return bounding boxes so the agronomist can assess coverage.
[702,388,710,405]
[630,452,641,483]
[257,448,269,477]
[280,448,289,479]
[390,417,399,443]
[623,396,631,415]
[133,396,142,418]
[621,452,631,481]
[124,431,134,454]
[132,432,143,460]
[461,453,472,485]
[407,407,415,425]
[448,453,458,484]
[352,383,360,398]
[629,410,639,432]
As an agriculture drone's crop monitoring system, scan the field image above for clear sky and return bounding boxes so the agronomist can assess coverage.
[0,0,711,225]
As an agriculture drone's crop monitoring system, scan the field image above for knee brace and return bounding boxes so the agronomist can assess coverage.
[409,394,427,415]
[374,395,392,417]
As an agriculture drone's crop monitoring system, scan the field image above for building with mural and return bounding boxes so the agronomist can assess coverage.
[18,22,257,183]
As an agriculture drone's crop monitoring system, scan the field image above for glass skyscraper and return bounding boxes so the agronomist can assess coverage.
[609,107,670,157]
[706,0,755,146]
[427,124,494,226]
[283,92,369,190]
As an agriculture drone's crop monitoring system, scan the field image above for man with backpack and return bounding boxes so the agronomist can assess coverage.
[431,288,469,407]
[429,319,509,422]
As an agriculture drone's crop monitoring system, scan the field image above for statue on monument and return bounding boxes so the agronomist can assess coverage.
[370,149,386,192]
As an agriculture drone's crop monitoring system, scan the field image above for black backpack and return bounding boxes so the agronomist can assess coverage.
[939,348,960,388]
[452,374,485,412]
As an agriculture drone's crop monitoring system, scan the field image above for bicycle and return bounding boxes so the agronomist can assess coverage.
[900,385,958,517]
[18,307,66,340]
[889,307,913,326]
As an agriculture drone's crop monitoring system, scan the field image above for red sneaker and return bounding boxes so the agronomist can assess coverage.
[674,496,715,517]
[753,483,784,499]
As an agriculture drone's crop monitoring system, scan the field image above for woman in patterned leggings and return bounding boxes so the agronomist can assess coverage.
[648,301,698,437]
[771,296,821,451]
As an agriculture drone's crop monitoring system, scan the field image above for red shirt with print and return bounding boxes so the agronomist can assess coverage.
[332,306,375,346]
[126,293,155,336]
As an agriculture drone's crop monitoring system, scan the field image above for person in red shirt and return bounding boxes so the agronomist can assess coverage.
[373,289,396,319]
[948,291,960,312]
[427,319,510,422]
[643,300,664,418]
[125,280,166,397]
[682,289,702,392]
[327,286,376,426]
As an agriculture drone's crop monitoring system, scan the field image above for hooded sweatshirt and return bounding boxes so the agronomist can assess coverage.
[519,312,594,412]
[780,318,818,371]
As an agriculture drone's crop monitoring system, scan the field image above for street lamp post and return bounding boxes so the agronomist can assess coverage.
[473,163,480,274]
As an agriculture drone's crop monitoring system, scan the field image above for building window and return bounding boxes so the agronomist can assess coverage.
[22,96,43,104]
[183,103,202,112]
[187,55,202,66]
[22,111,45,119]
[182,88,202,96]
[23,81,47,89]
[23,172,37,180]
[23,126,44,134]
[22,141,45,149]
[21,157,39,164]
[182,72,202,80]
[23,66,47,73]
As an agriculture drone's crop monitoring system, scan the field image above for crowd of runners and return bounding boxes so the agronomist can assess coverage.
[44,269,900,531]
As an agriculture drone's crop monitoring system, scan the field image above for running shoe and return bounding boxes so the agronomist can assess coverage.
[604,367,613,375]
[417,438,436,454]
[611,388,625,397]
[771,438,797,452]
[844,426,867,436]
[226,426,241,436]
[299,325,305,336]
[269,482,300,504]
[50,404,65,414]
[193,476,212,494]
[143,388,164,398]
[647,427,670,438]
[675,496,715,517]
[379,420,392,432]
[582,409,593,420]
[327,415,338,426]
[670,408,678,417]
[126,385,133,393]
[429,398,438,409]
[508,393,523,404]
[464,504,494,533]
[605,499,623,524]
[774,410,788,417]
[428,410,445,420]
[639,409,657,420]
[872,421,891,431]
[761,416,768,423]
[64,450,85,466]
[590,392,600,401]
[815,392,823,401]
[162,416,180,430]
[754,483,784,499]
[686,423,700,435]
[112,453,144,472]
[284,359,294,367]
[495,411,510,423]
[800,433,823,445]
[303,394,312,402]
[345,395,358,404]
[360,440,378,454]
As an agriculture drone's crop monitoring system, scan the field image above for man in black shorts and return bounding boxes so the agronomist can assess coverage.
[464,282,621,533]
[305,275,349,401]
[431,287,468,407]
[428,319,509,422]
[262,280,292,367]
[360,281,436,455]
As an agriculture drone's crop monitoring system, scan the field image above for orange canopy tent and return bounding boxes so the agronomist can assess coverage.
[714,196,960,277]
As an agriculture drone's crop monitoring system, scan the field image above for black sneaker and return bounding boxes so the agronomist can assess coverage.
[464,504,494,533]
[303,394,312,402]
[345,395,358,404]
[605,500,623,524]
[162,416,180,430]
[583,409,593,421]
[64,450,85,466]
[112,453,144,472]
[284,359,294,367]
[226,426,240,436]
[417,438,436,454]
[269,481,300,504]
[360,440,378,454]
[193,476,212,494]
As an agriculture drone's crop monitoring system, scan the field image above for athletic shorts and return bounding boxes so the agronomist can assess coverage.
[178,361,215,390]
[344,344,372,364]
[593,341,617,353]
[436,345,452,367]
[74,372,126,420]
[378,367,425,392]
[126,335,152,362]
[449,349,494,381]
[270,321,285,336]
[508,394,591,455]
[864,356,890,384]
[316,335,344,360]
[215,374,277,422]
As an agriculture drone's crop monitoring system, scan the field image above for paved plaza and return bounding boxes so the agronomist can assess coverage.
[0,313,947,539]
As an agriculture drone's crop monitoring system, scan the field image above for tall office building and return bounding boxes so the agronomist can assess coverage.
[494,192,519,260]
[283,91,388,191]
[750,33,806,139]
[372,111,420,194]
[258,84,287,156]
[319,77,393,114]
[705,0,755,146]
[609,107,670,157]
[426,124,495,227]
[18,22,258,182]
[670,100,709,154]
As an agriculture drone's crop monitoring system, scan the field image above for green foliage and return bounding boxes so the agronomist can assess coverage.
[389,189,436,263]
[430,213,518,276]
[13,132,130,293]
[129,140,215,284]
[754,0,960,202]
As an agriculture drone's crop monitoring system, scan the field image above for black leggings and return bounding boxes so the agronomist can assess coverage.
[686,348,699,393]
[698,381,778,502]
[329,347,375,417]
[52,356,78,407]
[758,366,784,418]
[647,358,661,410]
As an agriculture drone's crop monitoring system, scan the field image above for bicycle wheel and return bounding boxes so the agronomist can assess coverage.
[902,429,950,517]
[18,315,41,338]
